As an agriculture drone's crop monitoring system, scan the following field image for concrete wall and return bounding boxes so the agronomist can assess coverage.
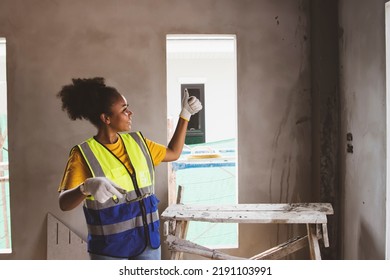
[339,0,387,259]
[0,0,311,259]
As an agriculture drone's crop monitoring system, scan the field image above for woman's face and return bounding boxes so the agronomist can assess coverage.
[106,94,133,132]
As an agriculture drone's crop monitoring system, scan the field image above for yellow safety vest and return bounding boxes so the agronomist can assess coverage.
[77,131,160,258]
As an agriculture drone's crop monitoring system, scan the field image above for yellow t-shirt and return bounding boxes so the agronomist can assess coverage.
[58,136,166,192]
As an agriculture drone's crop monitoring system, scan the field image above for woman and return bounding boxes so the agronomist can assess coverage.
[57,77,202,260]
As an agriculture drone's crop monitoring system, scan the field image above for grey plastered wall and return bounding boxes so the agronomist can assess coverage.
[311,0,340,260]
[339,0,387,259]
[0,0,312,259]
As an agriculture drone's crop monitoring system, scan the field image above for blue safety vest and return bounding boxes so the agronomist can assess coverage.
[78,132,160,258]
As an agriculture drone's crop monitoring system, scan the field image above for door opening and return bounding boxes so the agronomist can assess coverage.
[166,34,238,249]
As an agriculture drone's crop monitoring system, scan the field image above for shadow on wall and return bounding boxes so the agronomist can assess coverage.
[358,218,382,260]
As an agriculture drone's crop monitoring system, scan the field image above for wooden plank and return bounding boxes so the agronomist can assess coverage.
[176,185,184,205]
[171,185,189,260]
[166,235,246,260]
[167,117,176,206]
[161,203,332,224]
[168,164,177,205]
[322,223,330,248]
[163,221,169,236]
[172,220,189,260]
[307,224,321,260]
[162,203,334,214]
[250,236,308,260]
[316,223,322,239]
[162,208,328,224]
[175,225,189,259]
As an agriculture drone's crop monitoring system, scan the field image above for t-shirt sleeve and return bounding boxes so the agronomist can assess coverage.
[145,138,167,166]
[58,146,92,192]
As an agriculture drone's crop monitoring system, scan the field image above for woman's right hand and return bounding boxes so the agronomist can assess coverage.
[180,88,203,121]
[81,177,124,203]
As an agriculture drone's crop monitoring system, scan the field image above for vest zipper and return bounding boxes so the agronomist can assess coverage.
[129,172,151,247]
[92,134,153,254]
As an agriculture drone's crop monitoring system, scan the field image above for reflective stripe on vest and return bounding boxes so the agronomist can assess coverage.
[77,132,160,258]
[87,211,159,235]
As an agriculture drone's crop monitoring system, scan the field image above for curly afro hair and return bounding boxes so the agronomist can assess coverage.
[57,77,121,127]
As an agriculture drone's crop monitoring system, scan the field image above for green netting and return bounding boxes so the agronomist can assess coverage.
[174,138,238,249]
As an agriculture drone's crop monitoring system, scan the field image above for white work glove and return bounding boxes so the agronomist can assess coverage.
[80,177,124,203]
[180,88,203,121]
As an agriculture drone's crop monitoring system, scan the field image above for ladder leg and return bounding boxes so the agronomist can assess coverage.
[306,224,321,260]
[170,185,188,260]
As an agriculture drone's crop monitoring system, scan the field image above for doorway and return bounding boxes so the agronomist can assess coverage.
[166,34,238,249]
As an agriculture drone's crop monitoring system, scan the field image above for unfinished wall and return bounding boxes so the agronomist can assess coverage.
[339,0,387,259]
[310,0,341,260]
[0,0,311,259]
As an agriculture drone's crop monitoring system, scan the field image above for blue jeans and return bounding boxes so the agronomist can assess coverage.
[89,246,161,260]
